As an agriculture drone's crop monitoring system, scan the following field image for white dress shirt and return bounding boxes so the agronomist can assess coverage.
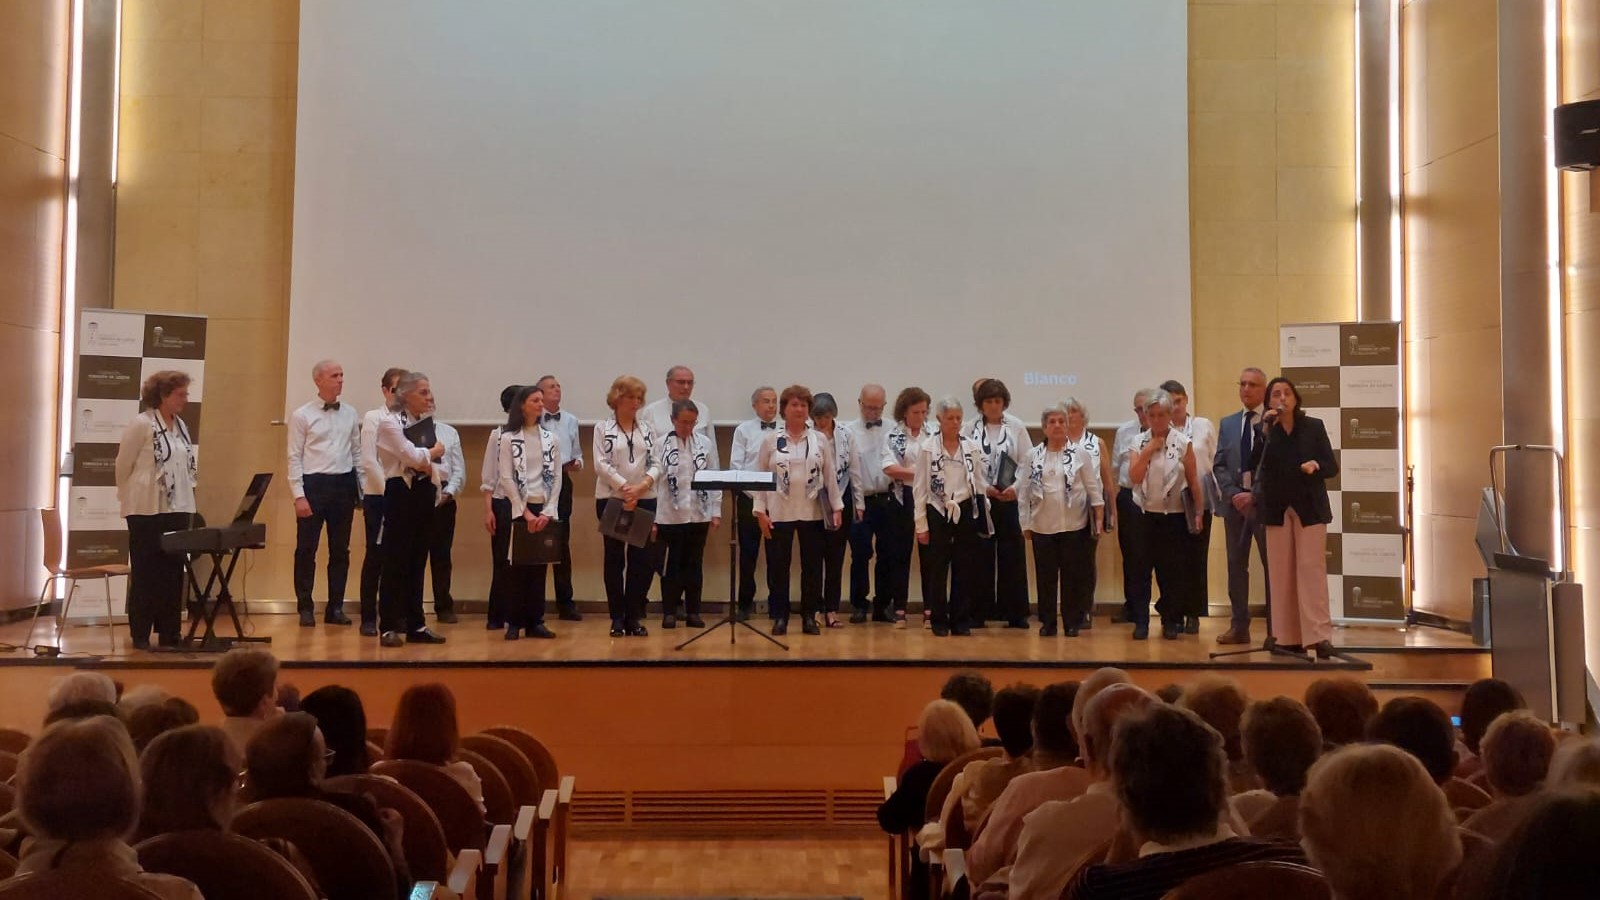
[1007,782,1121,900]
[642,397,714,446]
[846,417,891,495]
[433,421,466,503]
[730,417,780,472]
[373,410,434,484]
[1112,418,1142,489]
[115,410,197,517]
[358,406,393,497]
[1016,442,1104,534]
[752,427,843,523]
[592,418,661,500]
[1132,428,1193,514]
[286,398,361,499]
[498,424,565,520]
[656,430,723,525]
[966,415,1031,485]
[913,433,990,533]
[538,408,584,470]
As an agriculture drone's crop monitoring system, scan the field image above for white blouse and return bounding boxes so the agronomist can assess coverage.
[657,430,723,525]
[881,421,933,504]
[1132,428,1193,514]
[913,433,991,533]
[114,410,197,517]
[966,415,1030,486]
[822,425,856,500]
[1017,442,1105,534]
[752,427,843,523]
[373,411,435,484]
[592,418,661,501]
[497,424,565,520]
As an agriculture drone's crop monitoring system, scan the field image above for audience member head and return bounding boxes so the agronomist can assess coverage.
[242,711,326,801]
[1032,681,1081,763]
[1242,697,1322,796]
[138,724,240,838]
[301,684,371,777]
[1300,743,1461,900]
[44,698,122,726]
[1071,667,1132,740]
[1459,678,1525,756]
[1179,675,1248,763]
[1078,683,1157,779]
[16,716,141,843]
[1110,705,1227,845]
[46,671,117,715]
[917,699,981,765]
[1154,683,1184,705]
[211,647,280,719]
[1366,696,1457,784]
[1480,710,1556,798]
[1483,787,1600,899]
[387,682,462,766]
[1304,677,1378,747]
[118,683,172,713]
[941,671,995,731]
[126,696,201,753]
[991,683,1041,759]
[1548,737,1600,788]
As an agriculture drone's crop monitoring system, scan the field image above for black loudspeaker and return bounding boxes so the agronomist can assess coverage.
[1555,99,1600,170]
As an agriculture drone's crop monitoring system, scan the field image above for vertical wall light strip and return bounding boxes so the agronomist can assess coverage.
[1353,0,1364,314]
[1545,0,1567,573]
[110,0,122,187]
[56,0,86,569]
[1389,0,1403,323]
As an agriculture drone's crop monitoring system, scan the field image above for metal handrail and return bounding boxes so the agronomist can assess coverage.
[1488,444,1571,582]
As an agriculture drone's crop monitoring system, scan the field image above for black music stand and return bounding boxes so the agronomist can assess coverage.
[675,470,784,651]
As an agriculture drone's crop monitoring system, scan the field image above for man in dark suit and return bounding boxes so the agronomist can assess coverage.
[1213,367,1269,645]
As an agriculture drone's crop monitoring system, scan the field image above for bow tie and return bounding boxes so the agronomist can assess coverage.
[865,420,883,429]
[760,421,778,430]
[322,401,340,411]
[542,413,560,423]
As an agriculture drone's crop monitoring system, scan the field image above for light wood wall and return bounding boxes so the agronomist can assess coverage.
[0,2,69,611]
[109,1,1358,610]
[1401,0,1503,621]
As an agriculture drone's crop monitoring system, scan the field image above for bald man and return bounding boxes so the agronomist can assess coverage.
[846,384,895,622]
[642,365,714,445]
[288,359,361,627]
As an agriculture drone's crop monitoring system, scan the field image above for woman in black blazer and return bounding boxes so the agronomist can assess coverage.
[1252,377,1339,658]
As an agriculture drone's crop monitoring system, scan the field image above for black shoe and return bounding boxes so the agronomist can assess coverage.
[951,626,971,636]
[1006,619,1030,629]
[1078,613,1095,630]
[1132,624,1149,640]
[131,637,152,651]
[802,618,821,636]
[871,610,894,623]
[1312,640,1336,659]
[685,616,706,628]
[504,627,522,641]
[609,621,626,637]
[1065,624,1081,637]
[487,619,504,630]
[967,619,988,629]
[299,611,316,627]
[360,622,378,637]
[436,610,459,625]
[627,624,649,637]
[1110,612,1130,625]
[736,607,753,622]
[325,610,352,626]
[407,628,447,644]
[528,624,557,639]
[931,625,950,637]
[850,610,869,624]
[1039,623,1057,637]
[1162,623,1181,641]
[771,619,788,636]
[379,631,404,647]
[662,614,677,630]
[1184,616,1200,635]
[559,609,584,622]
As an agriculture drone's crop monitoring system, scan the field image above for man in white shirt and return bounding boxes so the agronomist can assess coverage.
[1162,379,1218,636]
[729,386,778,621]
[642,365,714,443]
[537,375,585,621]
[1110,388,1154,627]
[845,384,893,623]
[425,413,467,625]
[288,360,363,628]
[356,367,407,637]
[1213,368,1269,645]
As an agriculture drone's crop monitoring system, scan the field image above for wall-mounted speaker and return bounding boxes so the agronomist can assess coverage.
[1555,99,1600,171]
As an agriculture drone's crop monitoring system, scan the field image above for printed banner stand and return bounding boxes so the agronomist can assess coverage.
[1280,322,1407,625]
[69,310,208,620]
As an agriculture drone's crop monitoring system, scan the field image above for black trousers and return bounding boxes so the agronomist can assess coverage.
[487,497,512,627]
[1222,508,1269,632]
[126,512,190,644]
[553,475,576,613]
[379,477,435,635]
[598,498,656,626]
[921,501,979,629]
[821,489,854,614]
[850,492,893,612]
[293,471,358,615]
[973,498,1027,621]
[1116,488,1151,617]
[879,491,915,612]
[736,493,762,614]
[506,501,549,629]
[767,519,825,622]
[1143,511,1190,628]
[1032,527,1097,626]
[359,495,385,626]
[1181,511,1213,618]
[660,521,711,617]
[426,496,456,614]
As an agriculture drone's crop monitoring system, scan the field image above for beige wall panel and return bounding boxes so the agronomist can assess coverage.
[1194,220,1279,275]
[1192,111,1279,168]
[1192,165,1278,221]
[1277,166,1353,222]
[1278,220,1355,275]
[0,0,69,158]
[202,0,298,43]
[1191,4,1278,60]
[1422,328,1503,521]
[1194,275,1280,324]
[1277,274,1356,323]
[112,202,200,311]
[1192,59,1278,113]
[0,136,65,333]
[1422,0,1498,156]
[120,39,203,99]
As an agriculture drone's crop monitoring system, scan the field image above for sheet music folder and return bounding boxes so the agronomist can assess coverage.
[599,498,655,548]
[693,470,777,492]
[510,519,567,565]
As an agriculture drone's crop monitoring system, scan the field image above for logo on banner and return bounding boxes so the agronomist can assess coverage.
[1340,324,1400,366]
[143,315,207,359]
[1343,575,1405,618]
[81,313,145,357]
[1344,491,1401,534]
[1282,327,1341,366]
[1340,366,1400,407]
[77,357,143,401]
[1282,367,1339,408]
[1342,408,1400,450]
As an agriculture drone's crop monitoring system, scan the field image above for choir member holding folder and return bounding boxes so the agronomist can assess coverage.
[810,392,856,629]
[1017,401,1104,637]
[592,375,660,638]
[881,387,932,629]
[968,378,1031,629]
[914,396,991,637]
[656,399,721,630]
[497,384,564,640]
[752,384,843,636]
[1128,389,1204,643]
[373,371,448,647]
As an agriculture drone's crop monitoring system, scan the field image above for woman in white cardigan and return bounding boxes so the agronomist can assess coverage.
[1017,401,1104,637]
[114,371,197,651]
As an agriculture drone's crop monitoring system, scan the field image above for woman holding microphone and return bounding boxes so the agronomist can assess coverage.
[1253,376,1339,658]
[914,396,991,637]
[497,384,564,640]
[753,385,843,636]
[1128,390,1203,642]
[593,375,660,638]
[115,371,198,651]
[1017,401,1104,637]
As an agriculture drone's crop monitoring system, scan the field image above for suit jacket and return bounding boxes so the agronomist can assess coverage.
[1212,409,1262,522]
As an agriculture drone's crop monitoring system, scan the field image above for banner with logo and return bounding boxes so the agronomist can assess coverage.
[69,310,208,617]
[1280,322,1405,622]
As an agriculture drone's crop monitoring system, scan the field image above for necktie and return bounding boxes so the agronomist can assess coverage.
[323,401,340,411]
[865,420,883,429]
[760,421,777,430]
[1240,411,1254,471]
[542,413,560,423]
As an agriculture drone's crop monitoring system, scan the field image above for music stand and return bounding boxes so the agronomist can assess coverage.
[676,470,785,651]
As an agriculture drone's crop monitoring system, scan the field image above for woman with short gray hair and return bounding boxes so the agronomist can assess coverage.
[913,395,991,636]
[1128,390,1203,641]
[1017,403,1104,636]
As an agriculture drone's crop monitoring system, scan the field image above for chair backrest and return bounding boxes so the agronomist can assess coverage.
[1446,827,1498,900]
[233,797,397,900]
[39,509,62,577]
[370,759,488,853]
[135,830,318,900]
[0,752,19,785]
[0,729,30,756]
[366,740,386,765]
[458,748,518,826]
[0,848,16,880]
[1160,861,1332,900]
[924,747,1004,822]
[367,727,389,748]
[462,733,542,808]
[0,872,164,900]
[0,783,14,818]
[482,726,560,796]
[326,773,451,883]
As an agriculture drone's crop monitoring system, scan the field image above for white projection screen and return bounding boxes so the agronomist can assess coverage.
[289,0,1191,425]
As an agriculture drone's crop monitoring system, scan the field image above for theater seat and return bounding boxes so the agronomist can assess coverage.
[135,830,319,900]
[0,729,30,756]
[326,774,452,883]
[0,872,163,900]
[234,797,398,900]
[1160,861,1331,900]
[372,759,510,900]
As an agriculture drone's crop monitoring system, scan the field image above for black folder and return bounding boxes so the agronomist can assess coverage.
[510,519,567,565]
[402,415,436,449]
[994,454,1019,490]
[599,497,655,548]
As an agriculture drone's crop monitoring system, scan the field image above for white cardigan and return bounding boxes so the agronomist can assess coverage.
[114,409,197,518]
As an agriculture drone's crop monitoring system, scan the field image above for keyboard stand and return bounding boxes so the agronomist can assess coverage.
[181,545,270,652]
